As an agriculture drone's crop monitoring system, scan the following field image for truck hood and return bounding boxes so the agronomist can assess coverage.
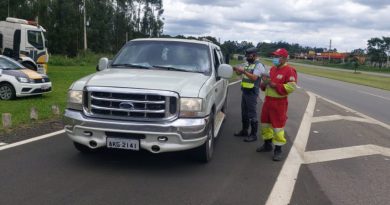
[83,69,209,97]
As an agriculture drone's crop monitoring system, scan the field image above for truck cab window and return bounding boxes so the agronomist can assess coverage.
[27,30,44,49]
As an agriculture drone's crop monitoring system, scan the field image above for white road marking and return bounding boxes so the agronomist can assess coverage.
[228,80,241,86]
[358,90,390,101]
[265,91,316,205]
[311,115,375,124]
[265,90,390,205]
[304,145,390,164]
[317,95,390,131]
[0,142,7,146]
[0,130,65,151]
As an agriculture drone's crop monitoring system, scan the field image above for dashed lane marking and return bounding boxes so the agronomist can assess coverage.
[0,130,65,151]
[0,142,7,146]
[358,90,390,102]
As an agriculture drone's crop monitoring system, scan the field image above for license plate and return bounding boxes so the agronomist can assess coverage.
[106,137,139,151]
[41,85,50,90]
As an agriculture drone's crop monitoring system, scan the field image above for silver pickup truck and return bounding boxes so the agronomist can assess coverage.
[64,38,233,162]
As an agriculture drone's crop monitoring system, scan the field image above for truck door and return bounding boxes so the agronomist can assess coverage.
[213,48,225,111]
[0,33,3,54]
[13,29,21,59]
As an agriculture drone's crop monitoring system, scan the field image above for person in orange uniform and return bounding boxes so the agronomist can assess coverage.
[256,48,297,161]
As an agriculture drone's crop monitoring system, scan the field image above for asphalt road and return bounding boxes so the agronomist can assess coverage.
[0,75,389,205]
[298,73,390,124]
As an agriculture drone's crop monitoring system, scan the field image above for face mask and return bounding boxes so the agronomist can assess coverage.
[247,58,255,63]
[272,58,280,66]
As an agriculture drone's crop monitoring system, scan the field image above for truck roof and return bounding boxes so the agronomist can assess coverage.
[130,38,217,47]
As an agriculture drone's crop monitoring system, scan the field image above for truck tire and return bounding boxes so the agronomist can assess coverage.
[195,111,215,163]
[73,142,94,154]
[0,83,16,100]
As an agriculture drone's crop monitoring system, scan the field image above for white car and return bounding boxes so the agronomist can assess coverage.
[0,55,52,100]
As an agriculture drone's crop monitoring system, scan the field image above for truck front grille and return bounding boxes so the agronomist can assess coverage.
[83,87,178,121]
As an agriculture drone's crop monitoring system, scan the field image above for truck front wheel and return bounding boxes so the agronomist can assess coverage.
[73,142,94,154]
[194,111,215,163]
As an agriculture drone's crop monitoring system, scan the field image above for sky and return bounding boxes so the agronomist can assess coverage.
[162,0,390,52]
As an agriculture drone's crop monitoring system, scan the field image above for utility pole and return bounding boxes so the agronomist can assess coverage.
[8,0,10,16]
[328,39,332,62]
[83,0,87,51]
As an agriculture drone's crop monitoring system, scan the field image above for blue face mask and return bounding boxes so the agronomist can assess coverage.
[272,58,280,66]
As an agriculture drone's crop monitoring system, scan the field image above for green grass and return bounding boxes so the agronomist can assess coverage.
[49,52,114,66]
[289,59,390,73]
[0,65,96,132]
[262,59,390,91]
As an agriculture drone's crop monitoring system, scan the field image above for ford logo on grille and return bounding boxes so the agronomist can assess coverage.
[119,102,135,110]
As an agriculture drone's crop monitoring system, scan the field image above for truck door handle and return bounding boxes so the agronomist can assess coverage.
[215,88,218,92]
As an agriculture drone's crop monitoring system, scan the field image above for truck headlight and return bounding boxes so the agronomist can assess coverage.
[16,77,30,83]
[67,90,83,110]
[180,98,204,117]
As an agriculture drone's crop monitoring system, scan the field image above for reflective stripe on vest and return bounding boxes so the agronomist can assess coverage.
[241,64,256,89]
[265,87,287,98]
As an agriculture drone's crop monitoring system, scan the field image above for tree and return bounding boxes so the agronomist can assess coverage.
[367,37,387,68]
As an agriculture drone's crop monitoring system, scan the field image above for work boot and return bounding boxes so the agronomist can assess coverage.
[244,121,258,142]
[272,146,283,161]
[234,121,249,137]
[256,139,273,152]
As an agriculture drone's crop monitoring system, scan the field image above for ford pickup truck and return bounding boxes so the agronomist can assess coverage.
[64,38,233,162]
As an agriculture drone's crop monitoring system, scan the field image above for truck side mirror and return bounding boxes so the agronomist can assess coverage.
[98,57,109,71]
[217,64,233,79]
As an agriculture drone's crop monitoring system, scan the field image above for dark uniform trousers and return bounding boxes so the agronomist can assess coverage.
[241,88,259,124]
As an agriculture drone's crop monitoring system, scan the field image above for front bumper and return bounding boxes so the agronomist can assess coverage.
[64,109,209,153]
[15,82,52,97]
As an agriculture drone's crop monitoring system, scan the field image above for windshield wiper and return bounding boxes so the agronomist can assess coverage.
[111,63,151,69]
[152,65,203,73]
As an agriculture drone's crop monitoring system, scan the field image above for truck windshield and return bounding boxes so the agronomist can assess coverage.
[27,30,44,49]
[112,41,211,74]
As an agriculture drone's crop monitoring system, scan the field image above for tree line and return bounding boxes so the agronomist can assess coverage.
[1,1,388,68]
[0,0,164,56]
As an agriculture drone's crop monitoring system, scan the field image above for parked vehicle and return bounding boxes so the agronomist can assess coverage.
[0,17,49,74]
[0,55,51,100]
[64,38,233,162]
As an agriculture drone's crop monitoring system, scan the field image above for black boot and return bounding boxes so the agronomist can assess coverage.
[244,121,258,142]
[234,120,249,137]
[256,139,273,152]
[273,146,283,161]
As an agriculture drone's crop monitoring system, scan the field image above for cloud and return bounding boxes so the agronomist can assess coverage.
[162,0,390,51]
[180,0,237,7]
[352,0,390,9]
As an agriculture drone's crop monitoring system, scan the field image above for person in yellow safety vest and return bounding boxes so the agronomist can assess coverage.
[256,48,298,161]
[233,47,267,142]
